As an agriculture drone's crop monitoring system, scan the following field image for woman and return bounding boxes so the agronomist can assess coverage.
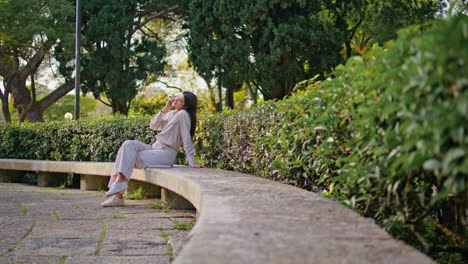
[101,91,204,207]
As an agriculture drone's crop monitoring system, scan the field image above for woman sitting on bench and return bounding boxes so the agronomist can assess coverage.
[101,91,204,207]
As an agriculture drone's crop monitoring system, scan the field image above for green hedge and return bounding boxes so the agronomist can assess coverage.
[0,15,466,263]
[196,15,467,263]
[0,115,155,161]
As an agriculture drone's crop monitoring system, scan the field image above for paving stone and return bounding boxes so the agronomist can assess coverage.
[0,255,65,264]
[0,219,36,256]
[67,255,170,264]
[167,230,191,257]
[0,183,194,263]
[28,220,101,239]
[106,217,174,230]
[106,228,166,242]
[100,240,168,256]
[11,237,98,256]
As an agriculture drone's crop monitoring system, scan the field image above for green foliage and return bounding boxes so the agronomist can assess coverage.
[196,15,467,263]
[129,93,168,116]
[172,219,195,231]
[125,186,146,200]
[0,0,74,46]
[43,94,97,121]
[185,0,341,101]
[0,115,155,161]
[80,0,166,115]
[183,0,443,102]
[148,200,171,213]
[0,0,75,122]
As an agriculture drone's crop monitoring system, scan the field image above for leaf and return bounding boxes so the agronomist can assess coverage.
[442,148,465,171]
[423,159,441,170]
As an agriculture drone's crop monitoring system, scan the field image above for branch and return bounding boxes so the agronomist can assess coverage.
[155,80,182,91]
[21,45,49,79]
[20,73,37,122]
[96,97,112,107]
[37,80,75,111]
[0,49,13,76]
[425,215,464,245]
[131,5,179,35]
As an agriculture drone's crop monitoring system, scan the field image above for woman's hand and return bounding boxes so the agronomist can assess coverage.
[162,98,175,113]
[190,164,205,168]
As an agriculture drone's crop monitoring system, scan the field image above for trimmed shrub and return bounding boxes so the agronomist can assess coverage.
[0,15,465,264]
[196,15,467,263]
[0,115,155,161]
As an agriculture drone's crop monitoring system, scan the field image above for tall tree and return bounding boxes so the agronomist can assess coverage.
[0,0,75,122]
[329,0,445,59]
[183,0,444,102]
[185,0,340,103]
[80,0,171,115]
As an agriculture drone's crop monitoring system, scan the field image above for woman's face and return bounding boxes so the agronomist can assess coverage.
[172,94,186,110]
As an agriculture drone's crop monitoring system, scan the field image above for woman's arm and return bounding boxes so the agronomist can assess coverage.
[179,112,196,166]
[149,98,175,131]
[178,111,200,167]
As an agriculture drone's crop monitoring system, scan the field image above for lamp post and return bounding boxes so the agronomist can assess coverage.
[72,0,82,188]
[74,0,81,120]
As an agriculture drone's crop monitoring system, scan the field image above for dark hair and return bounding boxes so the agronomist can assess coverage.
[183,91,197,137]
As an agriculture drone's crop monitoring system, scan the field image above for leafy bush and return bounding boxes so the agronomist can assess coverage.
[196,15,467,263]
[0,14,465,264]
[0,115,155,161]
[129,93,168,116]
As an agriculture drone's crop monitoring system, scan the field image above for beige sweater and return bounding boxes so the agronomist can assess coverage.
[149,110,196,166]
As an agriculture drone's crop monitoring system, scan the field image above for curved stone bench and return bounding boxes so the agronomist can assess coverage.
[0,159,434,264]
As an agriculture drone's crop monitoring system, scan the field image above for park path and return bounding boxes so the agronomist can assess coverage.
[0,182,195,264]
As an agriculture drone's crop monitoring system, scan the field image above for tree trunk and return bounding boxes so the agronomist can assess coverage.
[0,81,11,123]
[10,74,32,119]
[23,103,44,122]
[111,97,130,115]
[261,81,294,101]
[216,85,223,112]
[247,82,258,105]
[225,87,234,109]
[0,95,11,123]
[9,72,75,122]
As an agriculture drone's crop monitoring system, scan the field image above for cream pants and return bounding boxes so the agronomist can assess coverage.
[108,140,177,188]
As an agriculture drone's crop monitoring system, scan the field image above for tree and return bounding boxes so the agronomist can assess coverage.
[0,0,75,122]
[185,0,341,103]
[80,0,173,115]
[339,0,445,58]
[183,0,444,103]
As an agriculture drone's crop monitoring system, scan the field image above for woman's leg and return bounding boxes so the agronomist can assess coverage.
[106,140,153,197]
[134,148,177,169]
[113,140,153,181]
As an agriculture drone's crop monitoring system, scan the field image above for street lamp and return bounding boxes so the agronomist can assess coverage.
[74,0,81,120]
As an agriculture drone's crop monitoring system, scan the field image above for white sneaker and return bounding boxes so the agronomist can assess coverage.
[101,196,124,207]
[105,181,128,197]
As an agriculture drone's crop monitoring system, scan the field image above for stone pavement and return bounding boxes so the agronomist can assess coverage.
[0,182,195,264]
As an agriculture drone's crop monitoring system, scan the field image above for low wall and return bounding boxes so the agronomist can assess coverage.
[0,159,435,264]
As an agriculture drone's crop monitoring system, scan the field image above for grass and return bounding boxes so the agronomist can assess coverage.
[161,230,174,262]
[125,186,146,200]
[1,221,37,257]
[56,256,68,264]
[44,188,70,195]
[56,182,67,189]
[53,209,61,220]
[148,200,171,213]
[95,220,108,256]
[172,219,195,231]
[112,208,127,219]
[16,202,28,216]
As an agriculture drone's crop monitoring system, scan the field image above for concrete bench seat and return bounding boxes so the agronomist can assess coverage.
[0,159,434,264]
